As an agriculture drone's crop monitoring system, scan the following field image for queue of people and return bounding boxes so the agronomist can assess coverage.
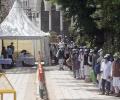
[55,39,120,97]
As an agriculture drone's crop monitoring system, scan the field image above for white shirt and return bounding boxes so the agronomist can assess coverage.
[101,61,112,81]
[58,41,64,48]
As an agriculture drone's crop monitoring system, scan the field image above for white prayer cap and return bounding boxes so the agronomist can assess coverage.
[104,55,108,58]
[104,54,110,58]
[113,53,118,57]
[106,54,110,57]
[98,49,103,53]
[85,49,88,52]
[80,49,83,51]
[90,50,94,53]
[83,46,87,48]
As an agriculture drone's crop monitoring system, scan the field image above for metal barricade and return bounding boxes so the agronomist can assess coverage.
[0,73,16,100]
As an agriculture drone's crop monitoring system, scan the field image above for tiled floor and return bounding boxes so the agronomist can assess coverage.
[1,67,37,100]
[44,66,120,100]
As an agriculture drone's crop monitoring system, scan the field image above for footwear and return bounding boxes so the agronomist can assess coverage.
[105,92,110,96]
[115,93,120,97]
[76,77,80,80]
[100,92,105,95]
[59,67,64,70]
[109,91,114,94]
[74,76,76,78]
[59,68,62,70]
[61,68,64,70]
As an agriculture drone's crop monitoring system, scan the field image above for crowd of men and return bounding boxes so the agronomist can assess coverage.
[55,38,120,97]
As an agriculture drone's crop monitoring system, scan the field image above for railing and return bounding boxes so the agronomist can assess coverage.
[0,73,16,100]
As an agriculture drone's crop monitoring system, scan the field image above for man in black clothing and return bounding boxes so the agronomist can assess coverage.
[9,42,14,54]
[9,42,15,66]
[57,48,65,70]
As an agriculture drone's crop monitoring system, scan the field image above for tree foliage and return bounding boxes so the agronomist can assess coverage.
[56,0,97,34]
[98,0,120,53]
[51,0,120,53]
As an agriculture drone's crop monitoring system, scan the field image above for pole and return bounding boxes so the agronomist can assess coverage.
[49,10,52,31]
[34,40,36,61]
[39,11,41,30]
[60,11,63,38]
[2,40,4,48]
[1,93,3,100]
[14,92,16,100]
[17,39,18,58]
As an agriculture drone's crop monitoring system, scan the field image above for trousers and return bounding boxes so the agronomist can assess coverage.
[101,79,111,93]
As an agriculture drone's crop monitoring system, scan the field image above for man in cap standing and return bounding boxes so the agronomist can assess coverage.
[100,54,112,95]
[92,48,99,83]
[72,45,80,79]
[84,49,89,82]
[88,49,94,82]
[56,47,65,70]
[79,48,84,79]
[112,53,120,97]
[9,42,15,65]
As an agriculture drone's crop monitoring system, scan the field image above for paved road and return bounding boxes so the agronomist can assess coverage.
[2,67,37,100]
[44,66,120,100]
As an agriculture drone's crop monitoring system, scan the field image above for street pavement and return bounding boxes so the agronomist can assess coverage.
[44,66,120,100]
[1,67,37,100]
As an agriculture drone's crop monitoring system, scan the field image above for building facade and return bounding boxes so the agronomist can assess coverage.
[0,0,69,35]
[21,0,69,35]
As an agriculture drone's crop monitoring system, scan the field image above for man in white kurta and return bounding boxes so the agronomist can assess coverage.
[101,55,112,95]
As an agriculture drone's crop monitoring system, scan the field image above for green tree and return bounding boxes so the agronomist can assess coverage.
[98,0,120,53]
[51,0,105,47]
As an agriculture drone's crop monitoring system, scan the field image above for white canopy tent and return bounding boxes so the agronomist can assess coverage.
[0,0,50,65]
[0,0,50,39]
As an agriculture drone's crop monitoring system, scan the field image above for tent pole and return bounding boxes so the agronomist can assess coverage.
[2,40,4,48]
[39,39,41,62]
[34,40,36,61]
[40,38,42,62]
[35,39,37,61]
[43,37,47,65]
[17,39,18,58]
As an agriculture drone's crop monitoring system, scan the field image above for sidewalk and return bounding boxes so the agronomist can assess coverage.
[2,67,37,100]
[44,66,120,100]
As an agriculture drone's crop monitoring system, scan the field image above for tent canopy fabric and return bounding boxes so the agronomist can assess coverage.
[0,0,50,40]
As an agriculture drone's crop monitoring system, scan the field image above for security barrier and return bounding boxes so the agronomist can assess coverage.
[38,63,44,99]
[38,64,43,81]
[0,73,16,100]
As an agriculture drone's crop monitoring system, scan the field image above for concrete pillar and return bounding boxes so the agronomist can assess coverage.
[60,11,63,35]
[49,11,52,31]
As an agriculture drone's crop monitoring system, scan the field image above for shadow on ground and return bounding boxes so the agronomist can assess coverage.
[60,99,108,100]
[4,67,37,74]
